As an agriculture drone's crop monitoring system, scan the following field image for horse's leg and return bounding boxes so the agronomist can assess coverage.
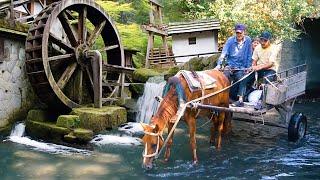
[216,112,225,149]
[164,122,174,162]
[185,110,198,164]
[222,112,233,135]
[210,115,217,145]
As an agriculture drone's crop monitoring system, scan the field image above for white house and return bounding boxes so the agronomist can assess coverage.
[168,19,220,63]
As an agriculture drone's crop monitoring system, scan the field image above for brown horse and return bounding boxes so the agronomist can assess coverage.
[141,69,231,169]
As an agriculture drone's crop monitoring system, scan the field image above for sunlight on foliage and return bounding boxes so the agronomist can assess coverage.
[183,0,318,42]
[97,0,134,22]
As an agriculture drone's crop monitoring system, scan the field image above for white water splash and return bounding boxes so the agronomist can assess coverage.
[91,134,142,146]
[10,122,25,137]
[136,76,166,124]
[6,122,91,155]
[118,122,144,135]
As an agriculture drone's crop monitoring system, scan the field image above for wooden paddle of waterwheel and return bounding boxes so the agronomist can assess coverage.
[25,0,127,112]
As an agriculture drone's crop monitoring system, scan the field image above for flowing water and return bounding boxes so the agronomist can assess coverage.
[1,101,319,179]
[1,83,320,179]
[136,76,166,124]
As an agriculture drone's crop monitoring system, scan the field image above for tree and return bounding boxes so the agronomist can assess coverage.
[181,0,318,42]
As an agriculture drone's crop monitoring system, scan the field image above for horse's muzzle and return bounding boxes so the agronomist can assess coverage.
[142,163,153,170]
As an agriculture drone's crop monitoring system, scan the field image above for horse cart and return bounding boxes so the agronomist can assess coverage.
[190,64,308,142]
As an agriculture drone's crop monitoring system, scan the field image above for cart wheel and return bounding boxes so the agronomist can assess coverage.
[288,112,307,142]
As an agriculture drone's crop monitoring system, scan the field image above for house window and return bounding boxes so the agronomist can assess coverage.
[188,37,196,45]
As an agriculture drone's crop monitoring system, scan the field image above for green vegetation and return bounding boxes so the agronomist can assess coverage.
[181,0,319,42]
[70,106,127,132]
[0,19,29,33]
[95,0,319,67]
[56,115,80,129]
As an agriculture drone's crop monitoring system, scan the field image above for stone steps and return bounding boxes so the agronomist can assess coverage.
[25,106,127,144]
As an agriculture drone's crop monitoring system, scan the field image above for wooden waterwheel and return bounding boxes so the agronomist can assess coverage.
[25,0,125,111]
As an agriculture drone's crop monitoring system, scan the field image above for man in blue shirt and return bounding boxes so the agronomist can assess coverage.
[215,23,252,107]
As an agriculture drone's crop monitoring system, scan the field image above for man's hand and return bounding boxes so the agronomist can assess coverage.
[252,65,259,71]
[245,67,253,73]
[214,64,221,70]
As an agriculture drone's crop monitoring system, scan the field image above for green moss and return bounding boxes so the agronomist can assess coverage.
[73,128,93,142]
[56,115,80,129]
[179,54,221,71]
[202,54,220,70]
[133,68,161,82]
[70,106,127,133]
[129,84,145,98]
[0,19,29,33]
[26,109,48,122]
[63,133,77,143]
[25,120,71,141]
[0,123,12,136]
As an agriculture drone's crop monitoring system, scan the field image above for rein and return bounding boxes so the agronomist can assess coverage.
[155,70,255,159]
[142,131,164,158]
[143,70,255,160]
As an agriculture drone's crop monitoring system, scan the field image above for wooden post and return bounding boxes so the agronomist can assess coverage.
[149,1,154,24]
[158,6,163,24]
[88,50,102,108]
[30,0,35,15]
[145,32,154,68]
[10,0,14,20]
[144,0,170,67]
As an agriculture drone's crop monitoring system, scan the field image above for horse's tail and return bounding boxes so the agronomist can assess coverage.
[162,76,186,105]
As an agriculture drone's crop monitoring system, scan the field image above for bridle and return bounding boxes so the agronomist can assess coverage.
[142,131,164,159]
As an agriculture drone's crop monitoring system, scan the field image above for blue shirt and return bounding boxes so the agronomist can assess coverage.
[217,36,252,68]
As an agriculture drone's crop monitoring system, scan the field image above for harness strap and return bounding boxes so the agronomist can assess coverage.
[155,70,255,159]
[142,131,164,158]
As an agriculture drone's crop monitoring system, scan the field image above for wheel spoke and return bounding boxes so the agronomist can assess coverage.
[88,20,106,47]
[58,11,78,47]
[78,6,87,43]
[48,53,75,62]
[85,66,94,88]
[57,63,78,90]
[49,33,75,52]
[98,45,119,52]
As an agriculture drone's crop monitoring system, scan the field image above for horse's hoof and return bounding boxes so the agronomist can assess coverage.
[159,159,167,163]
[192,160,198,165]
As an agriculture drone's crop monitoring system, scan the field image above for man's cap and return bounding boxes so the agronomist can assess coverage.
[260,31,272,41]
[234,23,246,32]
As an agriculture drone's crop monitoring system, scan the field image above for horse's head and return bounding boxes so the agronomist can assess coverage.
[141,122,164,170]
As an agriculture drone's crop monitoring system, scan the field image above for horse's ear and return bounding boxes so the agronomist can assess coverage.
[153,124,159,133]
[140,122,148,130]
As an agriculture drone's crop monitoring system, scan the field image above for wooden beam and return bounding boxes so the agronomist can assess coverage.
[48,53,74,62]
[190,103,266,116]
[57,63,77,89]
[58,12,78,47]
[148,51,221,60]
[102,64,135,74]
[142,25,167,36]
[88,20,106,47]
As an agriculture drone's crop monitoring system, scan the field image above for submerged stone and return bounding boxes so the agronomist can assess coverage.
[56,115,80,129]
[63,133,77,143]
[70,106,127,133]
[73,128,93,142]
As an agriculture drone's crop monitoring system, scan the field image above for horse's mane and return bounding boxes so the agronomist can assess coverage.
[163,76,186,105]
[152,76,186,125]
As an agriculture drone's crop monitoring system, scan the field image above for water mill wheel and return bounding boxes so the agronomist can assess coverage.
[25,0,125,111]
